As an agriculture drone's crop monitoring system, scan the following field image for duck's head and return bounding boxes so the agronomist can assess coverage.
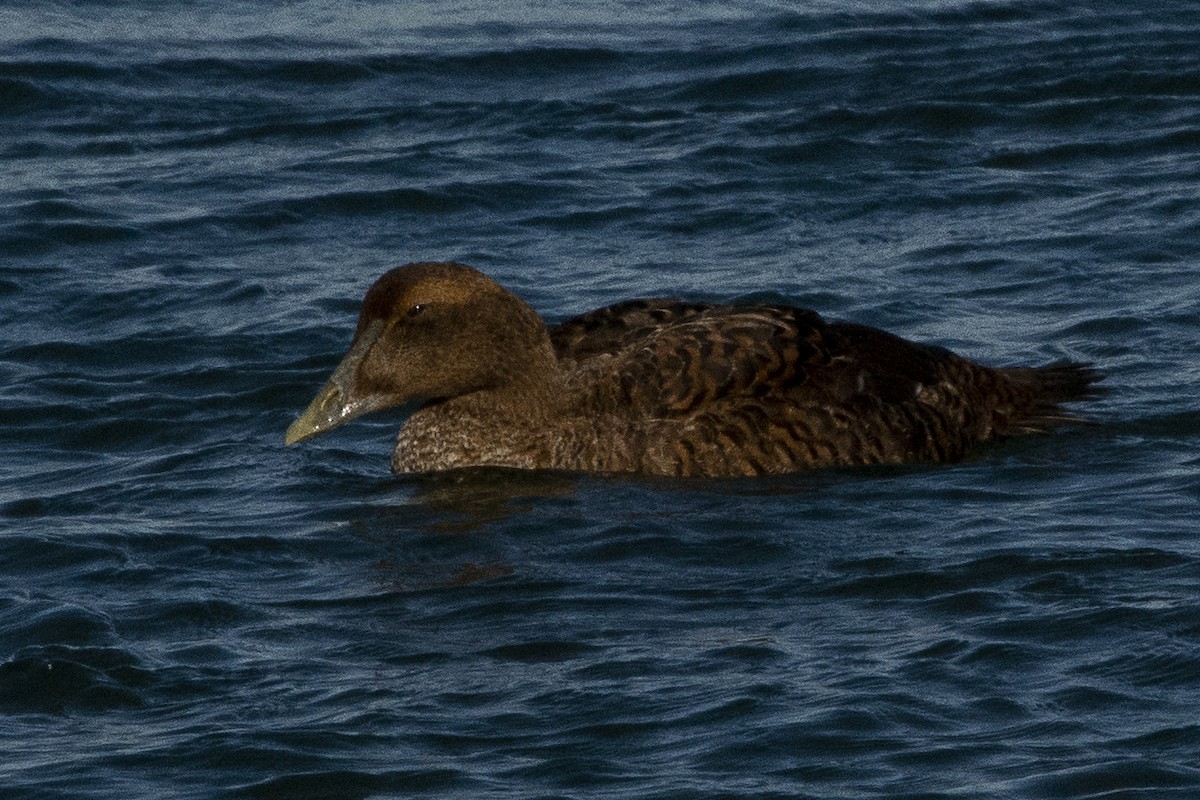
[285,261,553,446]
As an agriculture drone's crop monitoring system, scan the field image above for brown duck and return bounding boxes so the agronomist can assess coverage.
[285,261,1102,477]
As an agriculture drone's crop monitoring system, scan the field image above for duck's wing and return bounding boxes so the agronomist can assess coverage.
[551,300,1101,475]
[554,298,990,413]
[550,299,715,362]
[554,301,868,417]
[817,321,948,405]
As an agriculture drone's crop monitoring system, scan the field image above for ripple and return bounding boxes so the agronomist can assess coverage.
[1017,759,1200,799]
[1078,644,1200,689]
[234,768,463,799]
[0,644,149,713]
[482,640,599,663]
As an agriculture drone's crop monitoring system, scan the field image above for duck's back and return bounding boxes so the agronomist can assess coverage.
[549,300,1100,477]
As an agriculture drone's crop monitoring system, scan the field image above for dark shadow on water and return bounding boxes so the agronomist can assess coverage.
[319,430,1101,593]
[368,461,935,529]
[333,469,581,592]
[389,467,583,532]
[348,456,993,535]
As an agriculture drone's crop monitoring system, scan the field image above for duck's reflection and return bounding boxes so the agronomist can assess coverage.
[344,468,578,591]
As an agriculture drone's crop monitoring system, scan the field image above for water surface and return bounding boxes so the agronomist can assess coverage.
[2,1,1199,797]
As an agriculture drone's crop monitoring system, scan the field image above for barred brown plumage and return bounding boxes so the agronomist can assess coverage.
[285,262,1104,477]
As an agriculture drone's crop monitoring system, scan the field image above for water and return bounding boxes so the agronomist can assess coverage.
[2,1,1199,797]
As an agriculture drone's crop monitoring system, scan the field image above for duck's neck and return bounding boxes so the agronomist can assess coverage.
[455,344,569,421]
[392,340,571,473]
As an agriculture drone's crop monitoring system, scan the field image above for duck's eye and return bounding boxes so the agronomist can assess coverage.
[407,303,427,317]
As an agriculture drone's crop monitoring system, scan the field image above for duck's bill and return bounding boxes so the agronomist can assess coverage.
[285,377,361,445]
[284,326,388,445]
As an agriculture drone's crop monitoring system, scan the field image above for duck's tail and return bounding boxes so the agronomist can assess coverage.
[1003,361,1105,434]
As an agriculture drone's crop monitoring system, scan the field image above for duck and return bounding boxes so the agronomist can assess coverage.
[285,261,1102,478]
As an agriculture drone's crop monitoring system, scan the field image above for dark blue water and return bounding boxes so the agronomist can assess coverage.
[3,1,1199,797]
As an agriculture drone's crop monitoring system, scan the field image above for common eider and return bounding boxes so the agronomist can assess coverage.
[285,261,1102,477]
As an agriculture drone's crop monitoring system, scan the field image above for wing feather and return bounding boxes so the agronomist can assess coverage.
[553,301,834,417]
